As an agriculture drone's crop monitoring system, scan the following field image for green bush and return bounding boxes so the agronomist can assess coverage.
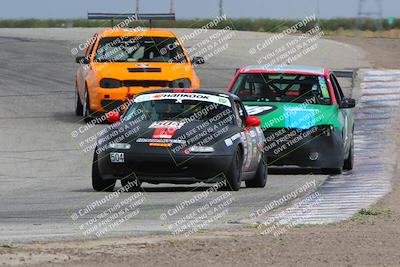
[0,18,399,32]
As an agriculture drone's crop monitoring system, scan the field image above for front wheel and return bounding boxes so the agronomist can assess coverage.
[121,177,142,192]
[225,148,243,191]
[246,157,267,188]
[92,152,115,192]
[75,87,83,116]
[82,89,92,123]
[323,168,342,175]
[343,139,354,170]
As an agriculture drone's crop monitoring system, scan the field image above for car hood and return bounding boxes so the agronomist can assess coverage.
[243,102,340,129]
[98,120,238,149]
[92,62,193,82]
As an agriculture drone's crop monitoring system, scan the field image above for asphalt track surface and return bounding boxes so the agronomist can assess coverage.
[0,28,369,243]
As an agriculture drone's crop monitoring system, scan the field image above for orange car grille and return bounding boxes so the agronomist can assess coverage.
[123,80,170,88]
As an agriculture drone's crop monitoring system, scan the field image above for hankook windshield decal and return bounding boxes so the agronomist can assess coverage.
[134,93,232,107]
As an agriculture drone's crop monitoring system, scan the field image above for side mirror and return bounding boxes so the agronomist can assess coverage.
[246,116,261,127]
[106,111,120,124]
[191,56,205,65]
[339,98,356,109]
[76,56,90,64]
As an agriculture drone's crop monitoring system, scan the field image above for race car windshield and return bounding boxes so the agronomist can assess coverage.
[124,99,234,124]
[231,73,332,105]
[94,37,187,63]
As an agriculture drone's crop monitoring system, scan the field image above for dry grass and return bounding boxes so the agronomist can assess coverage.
[325,29,400,39]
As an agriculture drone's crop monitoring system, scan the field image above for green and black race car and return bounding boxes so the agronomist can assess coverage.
[228,65,356,174]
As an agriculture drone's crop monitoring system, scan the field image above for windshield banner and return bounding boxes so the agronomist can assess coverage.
[134,93,232,107]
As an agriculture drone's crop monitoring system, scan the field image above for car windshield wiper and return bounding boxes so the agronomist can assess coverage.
[239,96,258,101]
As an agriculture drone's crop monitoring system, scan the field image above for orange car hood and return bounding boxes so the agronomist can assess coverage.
[92,62,193,81]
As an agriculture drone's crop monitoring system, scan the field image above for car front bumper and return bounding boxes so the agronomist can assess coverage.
[264,129,344,169]
[97,151,233,183]
[90,83,200,113]
[90,87,161,113]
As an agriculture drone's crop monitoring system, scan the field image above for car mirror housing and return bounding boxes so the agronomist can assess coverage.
[191,56,205,65]
[339,98,356,109]
[246,116,261,127]
[106,111,120,124]
[76,56,90,64]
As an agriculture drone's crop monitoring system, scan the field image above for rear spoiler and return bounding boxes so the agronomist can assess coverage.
[232,68,357,96]
[87,12,176,27]
[234,69,356,80]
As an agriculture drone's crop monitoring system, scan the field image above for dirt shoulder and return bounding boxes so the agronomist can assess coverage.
[1,37,400,267]
[329,36,400,69]
[2,173,400,267]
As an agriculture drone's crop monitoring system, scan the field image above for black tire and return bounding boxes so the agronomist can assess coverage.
[246,157,267,188]
[343,139,354,170]
[92,152,115,192]
[82,88,92,123]
[121,177,141,192]
[75,87,83,116]
[225,148,243,191]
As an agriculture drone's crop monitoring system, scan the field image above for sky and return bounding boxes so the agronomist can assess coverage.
[1,0,399,19]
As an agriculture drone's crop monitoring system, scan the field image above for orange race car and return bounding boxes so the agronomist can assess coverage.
[74,28,204,121]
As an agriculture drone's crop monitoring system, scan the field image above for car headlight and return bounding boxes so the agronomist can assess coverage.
[170,78,191,88]
[188,146,214,153]
[100,78,122,88]
[108,143,131,149]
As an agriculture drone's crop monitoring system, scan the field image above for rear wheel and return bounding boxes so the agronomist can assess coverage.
[246,156,267,188]
[92,152,115,192]
[225,148,243,191]
[343,139,354,170]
